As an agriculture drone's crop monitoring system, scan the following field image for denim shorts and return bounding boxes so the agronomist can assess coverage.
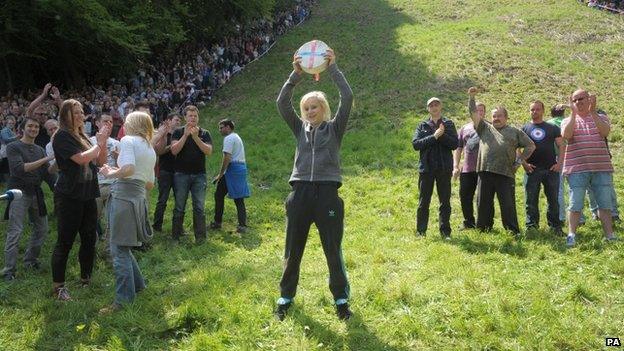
[566,171,613,212]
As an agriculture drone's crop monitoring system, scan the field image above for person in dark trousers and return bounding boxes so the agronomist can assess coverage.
[2,117,54,281]
[170,105,213,244]
[151,112,182,232]
[521,100,564,235]
[412,97,458,238]
[453,101,486,230]
[468,87,535,236]
[211,119,250,233]
[51,99,111,301]
[275,49,354,321]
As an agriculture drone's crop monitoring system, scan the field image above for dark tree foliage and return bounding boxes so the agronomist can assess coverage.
[0,0,285,93]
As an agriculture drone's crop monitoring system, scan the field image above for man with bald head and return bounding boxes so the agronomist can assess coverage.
[561,89,616,247]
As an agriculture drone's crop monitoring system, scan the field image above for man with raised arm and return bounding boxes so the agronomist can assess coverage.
[468,87,535,236]
[453,100,486,230]
[26,83,63,149]
[561,89,616,247]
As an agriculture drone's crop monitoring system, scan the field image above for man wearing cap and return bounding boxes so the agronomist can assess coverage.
[412,97,458,238]
[468,87,535,236]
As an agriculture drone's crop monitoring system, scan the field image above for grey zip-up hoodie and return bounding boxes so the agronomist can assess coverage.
[277,64,353,185]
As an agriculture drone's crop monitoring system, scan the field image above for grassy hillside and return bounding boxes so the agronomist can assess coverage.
[1,0,623,349]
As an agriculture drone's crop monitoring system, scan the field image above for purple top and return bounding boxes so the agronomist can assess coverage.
[458,122,479,173]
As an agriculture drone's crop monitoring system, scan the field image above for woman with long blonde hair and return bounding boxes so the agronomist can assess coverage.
[275,49,354,320]
[99,111,156,312]
[51,99,111,301]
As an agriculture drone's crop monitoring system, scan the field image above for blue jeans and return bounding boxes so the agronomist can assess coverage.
[587,186,620,217]
[3,194,48,276]
[110,244,145,304]
[524,169,561,229]
[567,171,613,212]
[173,172,207,239]
[558,171,566,222]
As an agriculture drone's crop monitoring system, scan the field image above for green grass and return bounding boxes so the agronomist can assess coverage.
[1,0,624,349]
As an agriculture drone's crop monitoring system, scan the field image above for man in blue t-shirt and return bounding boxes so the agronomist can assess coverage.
[521,100,564,234]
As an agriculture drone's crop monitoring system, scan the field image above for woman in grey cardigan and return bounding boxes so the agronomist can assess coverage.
[275,49,354,321]
[98,111,156,313]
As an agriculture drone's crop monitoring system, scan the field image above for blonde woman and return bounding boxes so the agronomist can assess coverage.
[99,111,156,312]
[51,99,111,301]
[275,49,354,320]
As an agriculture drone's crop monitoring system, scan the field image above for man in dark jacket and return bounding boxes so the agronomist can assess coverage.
[412,97,458,238]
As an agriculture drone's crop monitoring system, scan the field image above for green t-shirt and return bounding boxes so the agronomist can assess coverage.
[475,121,534,179]
[547,117,565,155]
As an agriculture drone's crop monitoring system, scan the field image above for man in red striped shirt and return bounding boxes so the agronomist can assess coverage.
[561,89,616,247]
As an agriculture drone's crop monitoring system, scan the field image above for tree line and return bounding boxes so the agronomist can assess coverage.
[0,0,296,94]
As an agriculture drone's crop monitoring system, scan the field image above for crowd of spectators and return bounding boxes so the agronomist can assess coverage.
[582,0,624,13]
[0,1,314,143]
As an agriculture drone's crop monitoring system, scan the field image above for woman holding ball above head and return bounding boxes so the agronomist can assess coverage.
[275,47,354,321]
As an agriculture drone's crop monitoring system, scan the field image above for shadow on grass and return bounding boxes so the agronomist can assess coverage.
[29,237,232,350]
[6,0,563,348]
[524,224,622,254]
[455,231,528,258]
[210,227,262,251]
[455,225,619,256]
[294,310,408,351]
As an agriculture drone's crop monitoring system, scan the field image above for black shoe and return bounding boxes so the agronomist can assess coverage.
[236,225,248,234]
[209,222,222,230]
[336,303,352,320]
[441,233,451,240]
[275,302,291,321]
[3,274,15,282]
[551,227,565,237]
[25,262,42,272]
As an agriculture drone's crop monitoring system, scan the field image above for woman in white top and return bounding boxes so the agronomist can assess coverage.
[99,111,156,312]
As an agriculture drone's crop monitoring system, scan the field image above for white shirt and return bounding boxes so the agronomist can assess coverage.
[223,132,245,163]
[90,136,120,184]
[45,142,55,167]
[117,135,156,183]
